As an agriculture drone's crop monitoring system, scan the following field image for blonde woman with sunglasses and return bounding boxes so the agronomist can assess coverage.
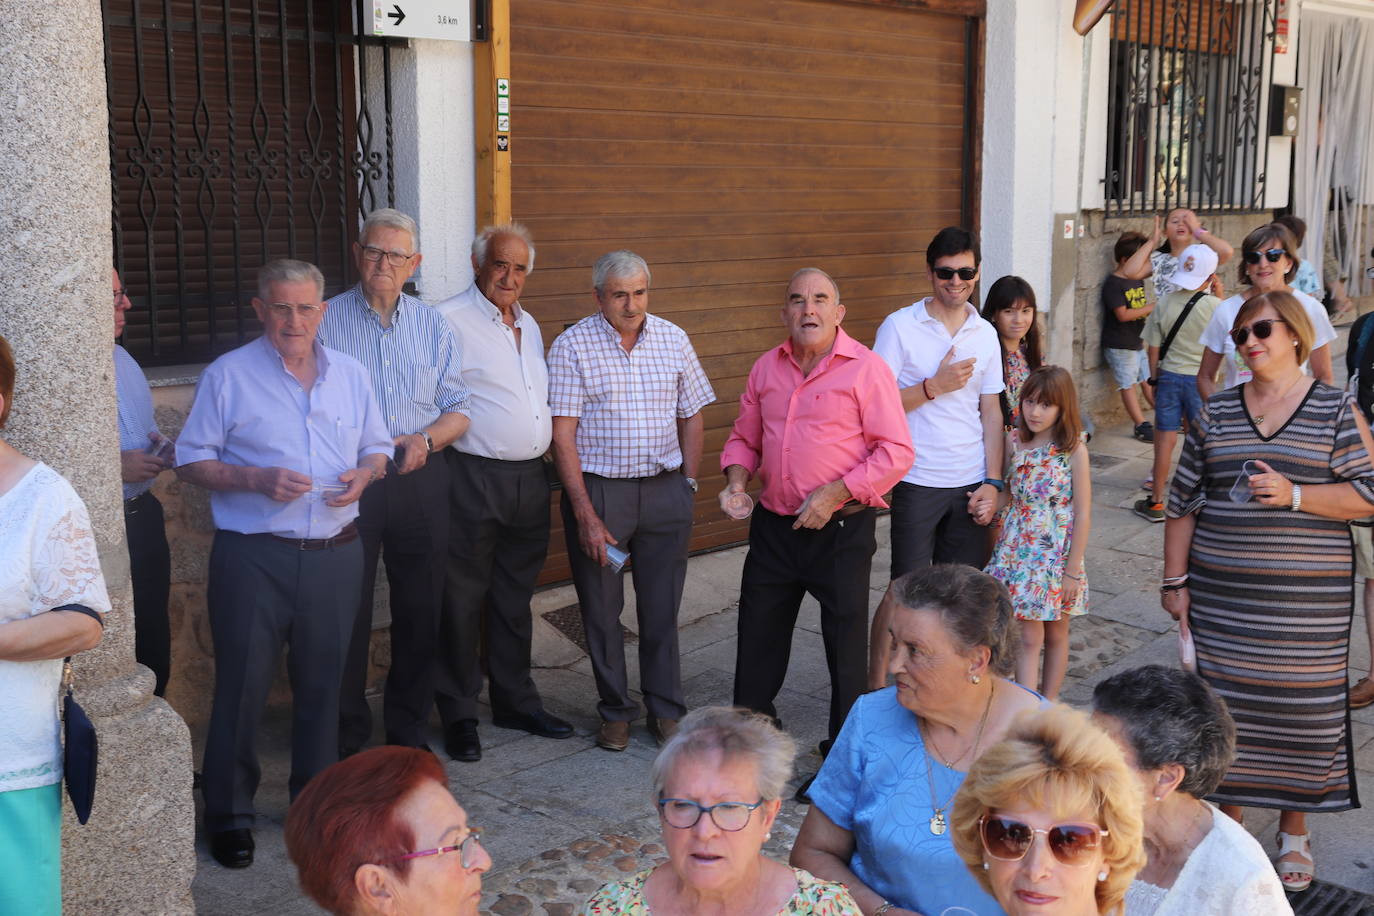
[1196,222,1337,400]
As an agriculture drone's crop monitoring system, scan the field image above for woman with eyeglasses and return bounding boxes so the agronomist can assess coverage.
[285,746,491,915]
[1196,221,1337,399]
[1091,666,1291,915]
[949,703,1145,916]
[1163,290,1374,893]
[581,707,859,915]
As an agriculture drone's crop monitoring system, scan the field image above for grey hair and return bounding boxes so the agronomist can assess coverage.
[1091,665,1236,798]
[788,267,841,302]
[593,250,651,295]
[257,259,325,301]
[650,707,796,802]
[890,565,1016,676]
[361,208,419,251]
[472,223,536,272]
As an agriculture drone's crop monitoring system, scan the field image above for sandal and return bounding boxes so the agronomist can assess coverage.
[1275,831,1314,892]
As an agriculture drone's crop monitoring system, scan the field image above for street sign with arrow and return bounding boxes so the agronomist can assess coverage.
[369,0,471,41]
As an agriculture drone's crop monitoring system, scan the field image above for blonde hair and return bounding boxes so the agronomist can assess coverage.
[1234,290,1314,367]
[950,704,1145,915]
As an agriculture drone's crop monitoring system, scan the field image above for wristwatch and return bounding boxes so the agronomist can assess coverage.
[419,430,434,453]
[983,477,1005,492]
[685,476,699,493]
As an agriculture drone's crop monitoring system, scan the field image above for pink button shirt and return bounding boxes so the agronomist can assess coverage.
[722,328,914,516]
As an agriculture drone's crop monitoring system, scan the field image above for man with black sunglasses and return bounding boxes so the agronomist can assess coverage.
[869,227,1005,680]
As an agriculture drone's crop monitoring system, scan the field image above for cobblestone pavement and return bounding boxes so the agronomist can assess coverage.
[192,414,1374,915]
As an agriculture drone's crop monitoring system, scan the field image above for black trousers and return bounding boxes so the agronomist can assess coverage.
[889,481,991,580]
[732,505,876,741]
[562,471,693,721]
[434,450,550,726]
[339,455,449,751]
[203,530,361,831]
[124,491,171,696]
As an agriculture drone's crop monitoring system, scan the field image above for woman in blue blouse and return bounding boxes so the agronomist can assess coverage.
[791,565,1043,916]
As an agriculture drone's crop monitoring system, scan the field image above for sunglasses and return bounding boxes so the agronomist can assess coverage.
[979,815,1107,867]
[1242,248,1286,265]
[933,266,978,281]
[1229,317,1287,347]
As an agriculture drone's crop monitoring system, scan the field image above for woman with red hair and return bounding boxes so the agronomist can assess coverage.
[286,746,491,914]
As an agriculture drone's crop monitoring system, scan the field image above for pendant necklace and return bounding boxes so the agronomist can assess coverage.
[920,679,996,835]
[1252,372,1305,425]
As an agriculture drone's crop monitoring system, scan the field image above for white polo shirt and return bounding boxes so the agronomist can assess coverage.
[1198,289,1337,390]
[874,298,1004,488]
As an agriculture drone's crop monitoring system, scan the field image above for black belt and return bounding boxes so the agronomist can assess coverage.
[256,522,359,551]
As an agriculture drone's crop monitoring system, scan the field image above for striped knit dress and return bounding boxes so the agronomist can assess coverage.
[1168,382,1374,812]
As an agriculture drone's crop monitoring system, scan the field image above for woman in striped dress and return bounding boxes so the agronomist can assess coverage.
[1161,291,1374,893]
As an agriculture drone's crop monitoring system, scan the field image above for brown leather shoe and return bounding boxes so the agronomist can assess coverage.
[1351,676,1374,709]
[597,719,630,751]
[647,716,679,746]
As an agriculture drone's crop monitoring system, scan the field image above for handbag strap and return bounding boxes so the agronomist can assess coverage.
[1157,290,1208,368]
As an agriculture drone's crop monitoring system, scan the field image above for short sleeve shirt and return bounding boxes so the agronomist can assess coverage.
[548,313,715,478]
[873,298,1003,487]
[1100,274,1149,350]
[1142,289,1220,376]
[1198,289,1337,389]
[1151,250,1180,303]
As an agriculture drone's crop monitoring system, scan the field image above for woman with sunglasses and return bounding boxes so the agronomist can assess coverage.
[286,746,492,914]
[1164,290,1374,892]
[950,703,1144,916]
[1091,665,1291,915]
[1150,208,1234,304]
[582,707,860,915]
[1196,222,1336,399]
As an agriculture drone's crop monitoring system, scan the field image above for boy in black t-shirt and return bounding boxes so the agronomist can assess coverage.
[1101,227,1159,441]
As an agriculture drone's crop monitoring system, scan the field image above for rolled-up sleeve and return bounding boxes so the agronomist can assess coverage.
[354,373,395,461]
[175,367,227,466]
[841,357,915,507]
[720,360,764,475]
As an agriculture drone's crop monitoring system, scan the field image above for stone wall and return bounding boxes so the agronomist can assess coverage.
[1070,210,1275,426]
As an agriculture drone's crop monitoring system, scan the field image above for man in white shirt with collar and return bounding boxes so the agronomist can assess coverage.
[873,226,1005,575]
[433,224,573,763]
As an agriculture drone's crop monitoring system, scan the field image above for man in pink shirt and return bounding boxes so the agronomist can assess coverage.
[720,268,912,780]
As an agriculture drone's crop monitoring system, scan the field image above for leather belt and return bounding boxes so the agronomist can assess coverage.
[263,522,359,551]
[833,502,869,520]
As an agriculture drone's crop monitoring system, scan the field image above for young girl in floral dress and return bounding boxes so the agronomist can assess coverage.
[980,275,1044,429]
[984,366,1092,700]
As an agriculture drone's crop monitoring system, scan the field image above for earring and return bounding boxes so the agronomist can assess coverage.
[1154,795,1161,802]
[1098,871,1108,882]
[971,674,981,685]
[983,862,991,871]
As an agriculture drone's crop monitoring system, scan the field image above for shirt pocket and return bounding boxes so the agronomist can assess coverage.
[410,367,439,406]
[804,389,858,444]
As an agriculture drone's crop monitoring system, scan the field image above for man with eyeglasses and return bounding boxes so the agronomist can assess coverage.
[319,209,471,759]
[432,223,574,763]
[112,268,174,697]
[177,259,392,869]
[868,227,1005,682]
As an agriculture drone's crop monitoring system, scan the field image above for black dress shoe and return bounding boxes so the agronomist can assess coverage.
[209,828,254,869]
[444,720,481,762]
[793,774,815,805]
[492,709,574,739]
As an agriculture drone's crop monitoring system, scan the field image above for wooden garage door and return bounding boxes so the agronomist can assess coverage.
[513,0,983,584]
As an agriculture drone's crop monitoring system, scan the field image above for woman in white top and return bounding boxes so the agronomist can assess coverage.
[0,335,109,914]
[1092,665,1291,916]
[1197,222,1336,398]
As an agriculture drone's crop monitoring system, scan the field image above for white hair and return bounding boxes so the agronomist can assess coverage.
[650,707,796,801]
[788,267,840,302]
[257,259,325,301]
[472,223,535,272]
[361,208,419,251]
[593,250,651,295]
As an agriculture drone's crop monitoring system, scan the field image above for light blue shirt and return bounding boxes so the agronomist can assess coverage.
[176,336,393,538]
[114,345,161,500]
[1293,258,1323,298]
[319,286,470,438]
[811,687,1017,916]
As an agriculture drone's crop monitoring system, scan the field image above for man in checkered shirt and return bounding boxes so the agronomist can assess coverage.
[548,250,715,753]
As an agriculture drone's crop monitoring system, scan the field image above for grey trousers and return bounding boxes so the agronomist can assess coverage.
[561,471,693,721]
[202,530,361,832]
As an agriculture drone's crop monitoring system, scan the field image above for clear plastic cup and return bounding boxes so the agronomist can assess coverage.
[724,491,754,520]
[309,480,348,502]
[1228,459,1261,503]
[606,545,630,573]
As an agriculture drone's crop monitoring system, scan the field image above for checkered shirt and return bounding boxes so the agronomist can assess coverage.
[548,312,715,478]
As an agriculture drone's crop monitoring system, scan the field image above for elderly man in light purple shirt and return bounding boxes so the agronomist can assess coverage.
[176,259,391,870]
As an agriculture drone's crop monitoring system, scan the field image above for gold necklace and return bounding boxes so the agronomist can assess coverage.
[1251,373,1306,424]
[920,680,996,835]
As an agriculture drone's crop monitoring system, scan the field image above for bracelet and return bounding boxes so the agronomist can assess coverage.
[1192,226,1208,238]
[983,477,1005,493]
[1162,574,1189,584]
[874,904,895,916]
[1160,582,1188,593]
[921,378,934,400]
[1291,483,1302,512]
[1064,572,1081,581]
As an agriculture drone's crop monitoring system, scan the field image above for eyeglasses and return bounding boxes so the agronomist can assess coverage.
[658,798,765,831]
[266,302,323,318]
[382,828,484,869]
[933,266,979,281]
[1242,248,1286,265]
[113,288,130,303]
[360,245,416,267]
[1229,317,1287,346]
[979,815,1107,867]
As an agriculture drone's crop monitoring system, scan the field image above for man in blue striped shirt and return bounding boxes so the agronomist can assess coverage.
[320,209,471,755]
